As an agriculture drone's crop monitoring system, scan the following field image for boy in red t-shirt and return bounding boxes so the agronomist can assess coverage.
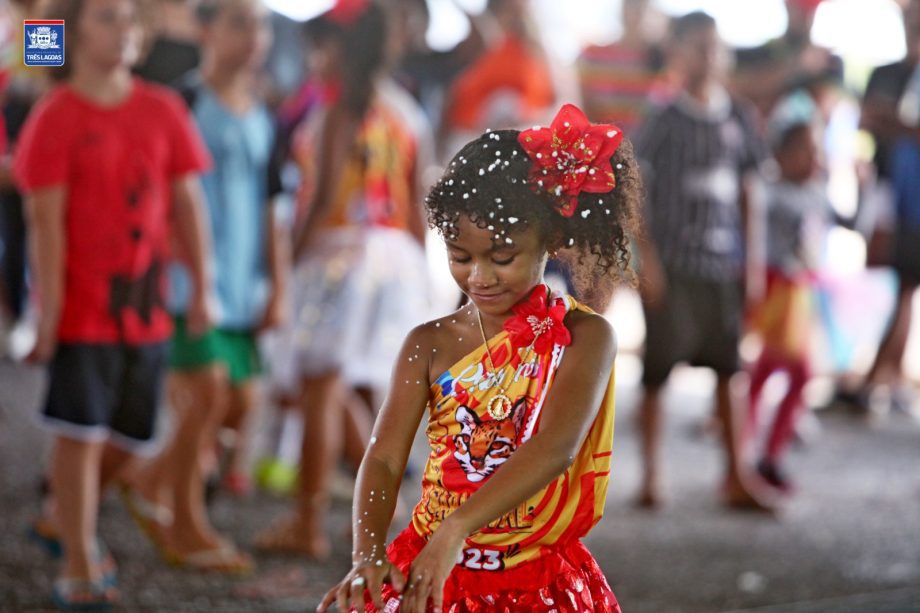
[14,0,212,607]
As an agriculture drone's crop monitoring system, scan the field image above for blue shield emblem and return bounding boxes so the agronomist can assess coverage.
[23,20,65,67]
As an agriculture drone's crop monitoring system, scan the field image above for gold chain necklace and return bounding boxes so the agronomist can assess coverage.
[476,310,516,420]
[475,287,553,420]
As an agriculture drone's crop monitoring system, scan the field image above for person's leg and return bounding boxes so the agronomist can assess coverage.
[256,371,346,558]
[38,345,121,560]
[221,379,260,494]
[121,336,251,571]
[763,358,809,465]
[636,273,687,509]
[129,373,188,533]
[127,364,230,552]
[296,372,349,555]
[355,385,378,416]
[689,276,773,510]
[637,383,665,507]
[718,373,773,510]
[99,443,133,491]
[163,365,232,554]
[52,436,106,582]
[34,439,129,545]
[343,387,374,471]
[215,330,264,490]
[745,351,778,458]
[863,280,916,389]
[128,323,225,536]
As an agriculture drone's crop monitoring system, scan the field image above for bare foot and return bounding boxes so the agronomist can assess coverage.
[253,515,331,560]
[722,478,776,513]
[167,540,254,574]
[635,489,662,509]
[635,476,662,510]
[234,566,310,600]
[165,525,232,559]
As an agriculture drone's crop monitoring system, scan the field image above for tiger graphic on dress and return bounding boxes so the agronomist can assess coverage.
[453,399,526,483]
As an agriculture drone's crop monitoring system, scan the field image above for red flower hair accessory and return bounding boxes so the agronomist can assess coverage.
[503,285,572,355]
[327,0,370,25]
[517,104,624,217]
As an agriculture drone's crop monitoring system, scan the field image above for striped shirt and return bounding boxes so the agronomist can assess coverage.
[635,89,767,280]
[577,42,666,136]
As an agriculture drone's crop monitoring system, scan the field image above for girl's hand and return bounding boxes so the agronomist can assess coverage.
[26,319,57,364]
[257,292,287,333]
[638,255,667,309]
[400,521,465,613]
[637,242,668,309]
[317,557,406,613]
[186,293,213,338]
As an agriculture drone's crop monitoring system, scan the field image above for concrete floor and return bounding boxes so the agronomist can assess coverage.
[1,358,919,612]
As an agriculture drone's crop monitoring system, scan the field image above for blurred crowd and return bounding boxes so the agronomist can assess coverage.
[0,0,918,607]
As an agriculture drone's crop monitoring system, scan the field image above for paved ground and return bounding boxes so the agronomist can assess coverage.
[1,357,919,612]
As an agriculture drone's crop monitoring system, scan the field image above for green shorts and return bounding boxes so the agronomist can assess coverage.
[169,317,261,384]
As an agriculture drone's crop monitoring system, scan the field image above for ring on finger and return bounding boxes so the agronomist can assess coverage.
[351,576,367,588]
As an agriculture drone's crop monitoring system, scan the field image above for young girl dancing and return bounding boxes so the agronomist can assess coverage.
[319,103,640,612]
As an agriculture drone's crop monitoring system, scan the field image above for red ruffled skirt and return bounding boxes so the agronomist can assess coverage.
[366,527,621,612]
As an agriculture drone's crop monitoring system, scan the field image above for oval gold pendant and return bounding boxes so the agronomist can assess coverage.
[487,394,513,420]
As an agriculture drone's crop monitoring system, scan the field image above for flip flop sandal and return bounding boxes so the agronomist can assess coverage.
[27,518,63,558]
[95,542,118,588]
[119,486,173,560]
[29,524,117,588]
[168,543,254,575]
[720,482,777,514]
[51,577,117,611]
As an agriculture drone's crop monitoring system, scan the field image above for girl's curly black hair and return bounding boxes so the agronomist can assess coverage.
[425,129,641,296]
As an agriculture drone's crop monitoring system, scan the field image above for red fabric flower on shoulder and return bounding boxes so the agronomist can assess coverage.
[503,285,572,355]
[517,104,624,217]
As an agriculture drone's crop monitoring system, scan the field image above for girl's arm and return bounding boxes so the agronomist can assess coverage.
[318,324,433,613]
[742,175,766,307]
[24,185,66,363]
[400,313,617,613]
[258,201,289,331]
[636,234,667,308]
[171,174,213,335]
[292,107,357,261]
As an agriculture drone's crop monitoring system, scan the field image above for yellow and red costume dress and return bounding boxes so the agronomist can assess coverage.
[376,286,621,612]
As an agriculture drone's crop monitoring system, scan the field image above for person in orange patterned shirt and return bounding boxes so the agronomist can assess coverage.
[255,0,432,559]
[440,0,554,158]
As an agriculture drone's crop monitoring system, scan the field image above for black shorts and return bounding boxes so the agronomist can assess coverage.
[41,342,168,451]
[642,273,742,388]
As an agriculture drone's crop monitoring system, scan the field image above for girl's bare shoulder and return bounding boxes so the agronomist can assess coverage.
[409,307,482,378]
[565,310,618,360]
